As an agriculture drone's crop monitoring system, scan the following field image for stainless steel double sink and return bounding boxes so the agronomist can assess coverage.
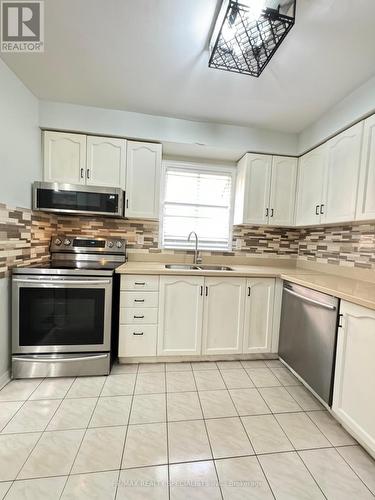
[165,264,233,271]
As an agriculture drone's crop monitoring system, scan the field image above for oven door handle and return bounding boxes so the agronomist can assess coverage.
[12,354,108,363]
[13,278,111,285]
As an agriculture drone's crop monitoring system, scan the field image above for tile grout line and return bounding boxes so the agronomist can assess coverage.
[191,363,224,500]
[57,376,107,499]
[164,367,171,500]
[12,377,74,486]
[332,446,375,496]
[114,362,139,499]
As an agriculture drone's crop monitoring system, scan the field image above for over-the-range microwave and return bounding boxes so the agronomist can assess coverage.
[32,182,125,217]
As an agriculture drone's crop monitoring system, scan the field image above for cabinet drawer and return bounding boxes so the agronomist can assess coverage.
[121,275,159,291]
[119,325,157,357]
[120,307,158,325]
[120,291,159,308]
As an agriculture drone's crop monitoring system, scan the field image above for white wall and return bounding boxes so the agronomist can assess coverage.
[298,74,375,154]
[0,59,41,207]
[0,59,41,384]
[39,100,298,157]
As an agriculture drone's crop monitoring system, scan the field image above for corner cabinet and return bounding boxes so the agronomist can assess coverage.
[243,278,275,353]
[86,136,126,188]
[356,114,375,221]
[332,301,375,457]
[125,141,162,219]
[157,276,204,356]
[43,131,87,185]
[295,144,327,226]
[202,277,246,355]
[234,153,297,226]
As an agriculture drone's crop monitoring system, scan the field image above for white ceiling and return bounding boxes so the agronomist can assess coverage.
[2,0,375,133]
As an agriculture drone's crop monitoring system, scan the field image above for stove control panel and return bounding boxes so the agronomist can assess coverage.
[50,235,127,255]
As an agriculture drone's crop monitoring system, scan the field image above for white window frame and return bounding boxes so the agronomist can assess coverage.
[159,160,236,251]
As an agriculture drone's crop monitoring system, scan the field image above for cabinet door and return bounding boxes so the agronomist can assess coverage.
[323,122,363,224]
[202,277,246,355]
[86,136,126,188]
[240,154,272,225]
[295,144,326,226]
[356,115,375,221]
[243,278,275,353]
[158,276,204,356]
[269,156,298,226]
[332,301,375,456]
[126,142,162,219]
[43,131,86,184]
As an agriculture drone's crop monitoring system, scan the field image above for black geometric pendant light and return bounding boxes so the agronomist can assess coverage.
[209,0,296,77]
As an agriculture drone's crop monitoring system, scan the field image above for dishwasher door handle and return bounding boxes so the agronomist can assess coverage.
[283,287,336,311]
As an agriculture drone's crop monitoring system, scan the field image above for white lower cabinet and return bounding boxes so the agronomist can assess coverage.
[157,276,204,356]
[332,301,375,457]
[202,277,246,355]
[119,274,277,359]
[243,278,275,353]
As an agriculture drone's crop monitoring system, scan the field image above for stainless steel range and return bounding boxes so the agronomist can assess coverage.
[12,235,127,378]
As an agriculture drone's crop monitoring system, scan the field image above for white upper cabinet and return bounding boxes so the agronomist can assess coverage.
[234,153,297,226]
[295,144,327,226]
[202,277,246,355]
[322,122,363,224]
[43,131,86,185]
[158,276,204,356]
[126,141,162,219]
[269,156,298,226]
[86,136,126,188]
[43,131,126,189]
[243,278,275,353]
[234,154,272,225]
[356,115,375,221]
[332,301,375,457]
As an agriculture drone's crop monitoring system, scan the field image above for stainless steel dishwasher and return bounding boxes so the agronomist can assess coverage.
[279,281,340,406]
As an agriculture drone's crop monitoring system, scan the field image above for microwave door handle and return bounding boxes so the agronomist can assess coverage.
[12,278,111,285]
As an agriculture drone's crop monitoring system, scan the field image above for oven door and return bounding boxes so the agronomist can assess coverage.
[12,276,112,354]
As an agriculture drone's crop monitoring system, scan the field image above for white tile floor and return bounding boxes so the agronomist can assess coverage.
[0,360,374,499]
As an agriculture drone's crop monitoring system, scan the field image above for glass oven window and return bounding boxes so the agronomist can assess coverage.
[37,189,119,213]
[19,288,105,346]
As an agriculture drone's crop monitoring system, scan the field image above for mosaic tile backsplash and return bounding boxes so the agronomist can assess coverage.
[1,202,375,277]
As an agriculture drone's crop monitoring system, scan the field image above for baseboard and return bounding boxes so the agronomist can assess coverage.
[0,370,11,389]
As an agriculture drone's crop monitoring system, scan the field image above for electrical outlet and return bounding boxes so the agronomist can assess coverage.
[235,238,243,250]
[137,235,144,245]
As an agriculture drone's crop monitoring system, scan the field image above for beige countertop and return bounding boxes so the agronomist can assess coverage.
[116,261,375,310]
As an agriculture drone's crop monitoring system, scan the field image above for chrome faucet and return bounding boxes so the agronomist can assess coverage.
[188,231,202,265]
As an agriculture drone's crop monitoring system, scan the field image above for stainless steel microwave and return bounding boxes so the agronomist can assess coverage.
[32,182,124,217]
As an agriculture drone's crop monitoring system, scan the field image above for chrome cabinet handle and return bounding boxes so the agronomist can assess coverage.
[315,204,320,215]
[80,168,84,179]
[133,332,144,336]
[266,208,269,217]
[248,286,251,297]
[133,315,145,319]
[320,204,324,215]
[126,199,129,209]
[86,168,90,179]
[134,299,145,303]
[200,286,203,296]
[270,209,274,217]
[205,286,208,296]
[134,282,146,286]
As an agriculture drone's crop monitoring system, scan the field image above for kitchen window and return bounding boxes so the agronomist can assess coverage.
[160,161,235,251]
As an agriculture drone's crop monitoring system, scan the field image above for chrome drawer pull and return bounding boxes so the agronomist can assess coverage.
[133,332,144,336]
[134,315,145,319]
[134,282,146,285]
[134,299,145,303]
